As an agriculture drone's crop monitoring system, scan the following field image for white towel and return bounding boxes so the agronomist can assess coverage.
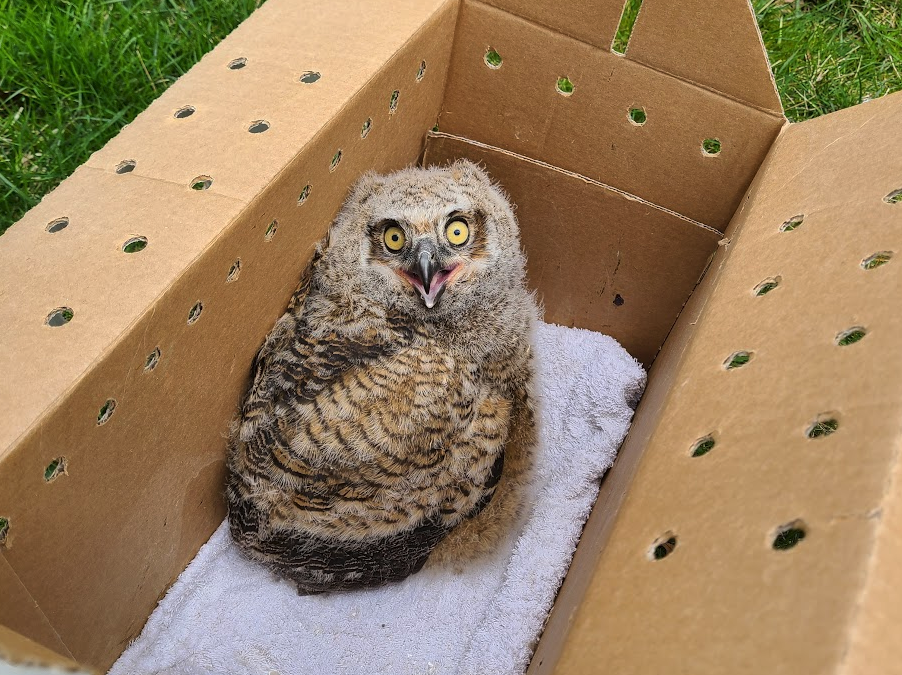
[110,322,646,675]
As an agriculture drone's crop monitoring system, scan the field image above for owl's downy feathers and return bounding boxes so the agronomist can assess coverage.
[226,160,538,593]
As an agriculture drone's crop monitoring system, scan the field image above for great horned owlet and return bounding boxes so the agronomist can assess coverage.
[226,160,538,594]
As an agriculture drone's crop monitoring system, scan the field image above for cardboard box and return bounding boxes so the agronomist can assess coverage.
[2,0,900,671]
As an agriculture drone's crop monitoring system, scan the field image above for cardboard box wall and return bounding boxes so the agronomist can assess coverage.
[1,0,901,671]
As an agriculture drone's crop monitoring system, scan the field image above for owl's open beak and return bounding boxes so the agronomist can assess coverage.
[401,241,457,309]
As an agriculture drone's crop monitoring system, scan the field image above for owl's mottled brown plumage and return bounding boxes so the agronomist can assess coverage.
[226,160,538,593]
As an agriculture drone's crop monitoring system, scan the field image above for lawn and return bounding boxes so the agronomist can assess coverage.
[1,0,900,236]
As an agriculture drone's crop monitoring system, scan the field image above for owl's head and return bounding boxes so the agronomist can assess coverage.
[320,160,527,320]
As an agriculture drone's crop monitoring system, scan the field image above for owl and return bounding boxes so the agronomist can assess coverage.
[226,160,538,594]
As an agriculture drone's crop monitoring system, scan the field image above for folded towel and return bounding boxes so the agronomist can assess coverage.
[110,321,646,675]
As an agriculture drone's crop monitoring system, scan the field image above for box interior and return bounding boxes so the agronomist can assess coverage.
[2,0,902,672]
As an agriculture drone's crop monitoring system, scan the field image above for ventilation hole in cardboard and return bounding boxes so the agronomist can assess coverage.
[226,259,241,283]
[807,416,838,439]
[702,138,721,156]
[780,215,804,232]
[432,123,439,132]
[556,77,574,96]
[484,48,502,69]
[97,399,116,426]
[650,534,676,560]
[613,294,625,306]
[116,159,136,174]
[772,521,806,550]
[46,307,73,327]
[416,60,427,82]
[46,217,69,233]
[389,90,400,115]
[0,517,8,547]
[248,120,270,134]
[228,57,247,70]
[122,236,148,253]
[361,118,372,139]
[612,0,643,54]
[298,184,311,205]
[691,436,715,458]
[883,189,902,204]
[724,351,751,369]
[836,327,866,346]
[44,457,67,483]
[628,107,647,126]
[862,251,892,270]
[174,106,195,119]
[300,71,321,84]
[264,219,278,242]
[144,347,161,372]
[330,150,342,172]
[188,301,203,325]
[754,276,781,296]
[190,176,212,191]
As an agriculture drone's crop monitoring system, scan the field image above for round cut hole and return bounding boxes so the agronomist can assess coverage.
[836,326,866,346]
[144,347,161,372]
[862,251,892,270]
[723,351,751,370]
[484,48,502,69]
[389,90,400,115]
[773,521,806,550]
[122,236,148,253]
[556,77,574,96]
[613,294,625,306]
[330,150,342,172]
[650,534,677,560]
[46,217,69,233]
[44,457,68,483]
[46,307,74,327]
[97,399,116,426]
[0,518,8,547]
[416,60,427,82]
[116,160,136,174]
[174,105,195,119]
[190,176,213,191]
[807,416,838,439]
[264,219,278,242]
[188,301,203,325]
[691,436,715,458]
[361,118,373,139]
[300,71,321,84]
[883,188,902,204]
[226,259,242,283]
[780,215,804,232]
[248,120,270,134]
[754,276,781,296]
[228,57,247,70]
[628,107,647,125]
[298,184,311,205]
[702,138,721,156]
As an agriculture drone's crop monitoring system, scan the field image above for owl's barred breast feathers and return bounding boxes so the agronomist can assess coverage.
[226,160,538,593]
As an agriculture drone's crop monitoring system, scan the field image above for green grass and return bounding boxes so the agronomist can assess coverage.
[1,0,901,236]
[0,0,264,236]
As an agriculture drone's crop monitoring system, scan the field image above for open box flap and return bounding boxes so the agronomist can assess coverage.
[536,90,902,674]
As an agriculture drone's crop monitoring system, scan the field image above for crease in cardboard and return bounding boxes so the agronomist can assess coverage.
[426,131,721,235]
[468,0,785,120]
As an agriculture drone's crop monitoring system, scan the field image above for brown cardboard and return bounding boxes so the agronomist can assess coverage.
[545,90,902,675]
[423,132,721,365]
[440,1,784,230]
[0,624,90,673]
[2,0,902,672]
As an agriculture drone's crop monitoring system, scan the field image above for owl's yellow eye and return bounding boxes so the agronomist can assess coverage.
[383,225,406,252]
[446,219,469,246]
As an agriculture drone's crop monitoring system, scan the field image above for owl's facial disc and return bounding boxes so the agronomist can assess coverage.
[399,239,460,309]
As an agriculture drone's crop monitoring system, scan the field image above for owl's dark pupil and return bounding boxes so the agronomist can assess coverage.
[454,229,461,236]
[391,234,399,242]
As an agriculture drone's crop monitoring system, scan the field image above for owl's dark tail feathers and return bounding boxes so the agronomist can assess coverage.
[227,490,451,594]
